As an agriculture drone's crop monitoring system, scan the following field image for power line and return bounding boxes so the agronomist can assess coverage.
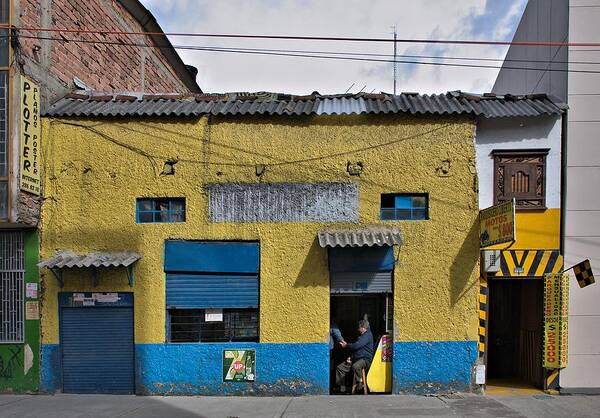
[12,33,600,75]
[12,33,600,66]
[5,25,600,47]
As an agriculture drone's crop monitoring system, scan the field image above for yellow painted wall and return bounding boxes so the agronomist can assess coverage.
[40,115,480,345]
[489,209,561,250]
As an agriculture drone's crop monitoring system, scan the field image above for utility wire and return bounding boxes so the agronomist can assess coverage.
[11,34,600,75]
[15,33,599,65]
[4,24,600,47]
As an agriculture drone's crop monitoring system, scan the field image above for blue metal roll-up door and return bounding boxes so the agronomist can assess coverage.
[165,241,260,309]
[328,246,394,294]
[61,306,134,394]
[166,274,259,309]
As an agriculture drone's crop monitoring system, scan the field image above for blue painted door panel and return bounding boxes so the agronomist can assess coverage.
[164,241,259,273]
[61,307,134,394]
[329,246,394,272]
[166,274,259,308]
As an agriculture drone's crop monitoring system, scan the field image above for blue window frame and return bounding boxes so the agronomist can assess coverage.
[136,198,185,223]
[380,193,428,220]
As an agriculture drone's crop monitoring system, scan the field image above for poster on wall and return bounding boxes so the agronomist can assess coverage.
[223,350,255,382]
[543,273,569,369]
[19,76,41,196]
[479,199,516,247]
[25,301,39,320]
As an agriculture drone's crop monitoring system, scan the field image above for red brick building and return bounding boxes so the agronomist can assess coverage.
[2,0,201,226]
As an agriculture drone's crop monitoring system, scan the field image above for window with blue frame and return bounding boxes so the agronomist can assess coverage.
[380,193,428,220]
[136,198,185,223]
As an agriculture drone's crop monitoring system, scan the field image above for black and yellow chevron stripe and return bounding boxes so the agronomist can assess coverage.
[478,277,488,357]
[494,250,563,278]
[546,369,559,391]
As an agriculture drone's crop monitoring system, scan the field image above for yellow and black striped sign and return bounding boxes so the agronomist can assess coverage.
[491,250,563,278]
[573,259,595,288]
[478,277,488,358]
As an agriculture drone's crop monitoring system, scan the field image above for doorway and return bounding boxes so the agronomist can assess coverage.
[330,293,392,393]
[487,279,544,389]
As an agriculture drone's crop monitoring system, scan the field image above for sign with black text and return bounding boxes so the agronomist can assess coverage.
[479,199,516,247]
[20,77,41,196]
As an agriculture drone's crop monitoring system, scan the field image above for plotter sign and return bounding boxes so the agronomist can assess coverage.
[20,77,41,196]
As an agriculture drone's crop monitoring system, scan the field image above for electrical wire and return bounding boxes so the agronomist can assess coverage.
[4,24,600,47]
[11,33,600,75]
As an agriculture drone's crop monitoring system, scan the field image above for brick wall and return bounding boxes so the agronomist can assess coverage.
[11,0,196,225]
[18,0,193,103]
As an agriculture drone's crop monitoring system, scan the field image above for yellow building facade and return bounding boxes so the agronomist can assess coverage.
[39,103,481,394]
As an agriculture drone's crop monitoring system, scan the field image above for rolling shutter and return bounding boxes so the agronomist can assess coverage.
[61,306,134,394]
[329,246,393,294]
[330,272,392,294]
[165,241,259,309]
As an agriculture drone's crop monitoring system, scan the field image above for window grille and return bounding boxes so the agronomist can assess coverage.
[0,231,24,343]
[168,308,259,343]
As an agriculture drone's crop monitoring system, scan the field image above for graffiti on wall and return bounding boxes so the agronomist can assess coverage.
[0,346,22,379]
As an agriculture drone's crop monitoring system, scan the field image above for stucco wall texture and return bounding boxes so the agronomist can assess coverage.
[39,114,480,394]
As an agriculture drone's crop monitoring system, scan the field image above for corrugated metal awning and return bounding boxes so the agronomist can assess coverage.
[317,227,402,248]
[38,251,141,269]
[38,251,141,288]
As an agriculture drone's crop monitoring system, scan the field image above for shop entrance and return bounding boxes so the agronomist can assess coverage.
[487,279,544,389]
[330,293,392,394]
[327,244,395,394]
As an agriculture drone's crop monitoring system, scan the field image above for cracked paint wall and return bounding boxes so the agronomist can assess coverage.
[39,114,479,394]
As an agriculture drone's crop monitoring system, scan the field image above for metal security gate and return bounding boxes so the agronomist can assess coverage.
[0,232,24,343]
[60,293,134,394]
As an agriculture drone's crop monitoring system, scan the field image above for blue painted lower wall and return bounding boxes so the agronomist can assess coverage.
[41,340,477,395]
[136,343,329,395]
[40,344,61,393]
[393,341,477,394]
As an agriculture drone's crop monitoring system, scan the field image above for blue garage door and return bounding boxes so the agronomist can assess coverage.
[61,306,134,394]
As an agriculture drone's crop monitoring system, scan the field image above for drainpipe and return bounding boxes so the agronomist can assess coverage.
[560,111,568,256]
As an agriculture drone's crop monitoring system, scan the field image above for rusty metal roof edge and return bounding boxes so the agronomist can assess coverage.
[43,91,567,118]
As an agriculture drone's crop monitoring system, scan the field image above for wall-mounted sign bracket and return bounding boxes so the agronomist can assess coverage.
[49,268,64,288]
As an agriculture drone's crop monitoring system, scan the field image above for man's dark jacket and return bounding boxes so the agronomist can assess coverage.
[347,330,374,363]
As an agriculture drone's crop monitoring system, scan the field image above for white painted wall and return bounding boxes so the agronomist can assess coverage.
[561,0,600,391]
[475,115,562,210]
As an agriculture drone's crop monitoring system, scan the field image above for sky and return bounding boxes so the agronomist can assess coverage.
[140,0,528,95]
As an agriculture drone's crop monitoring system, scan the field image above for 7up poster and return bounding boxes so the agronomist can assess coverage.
[223,350,255,382]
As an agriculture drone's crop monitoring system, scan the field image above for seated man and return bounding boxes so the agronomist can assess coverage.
[335,319,373,393]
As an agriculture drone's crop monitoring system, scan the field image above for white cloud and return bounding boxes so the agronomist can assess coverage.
[140,0,525,94]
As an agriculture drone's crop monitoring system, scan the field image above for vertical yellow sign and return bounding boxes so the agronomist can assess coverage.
[20,77,41,196]
[543,273,569,369]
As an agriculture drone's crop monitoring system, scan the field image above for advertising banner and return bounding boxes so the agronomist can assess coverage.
[19,77,41,196]
[223,350,255,382]
[543,273,569,369]
[479,199,516,247]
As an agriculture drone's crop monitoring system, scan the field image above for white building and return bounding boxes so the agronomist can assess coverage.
[493,0,600,393]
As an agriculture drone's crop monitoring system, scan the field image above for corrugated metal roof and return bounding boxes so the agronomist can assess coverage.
[318,227,402,248]
[44,91,566,119]
[38,251,141,269]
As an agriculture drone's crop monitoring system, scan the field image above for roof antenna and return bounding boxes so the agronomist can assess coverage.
[392,24,397,95]
[357,85,367,94]
[345,83,355,94]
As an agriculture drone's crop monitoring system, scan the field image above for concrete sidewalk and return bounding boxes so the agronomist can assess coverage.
[0,393,599,418]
